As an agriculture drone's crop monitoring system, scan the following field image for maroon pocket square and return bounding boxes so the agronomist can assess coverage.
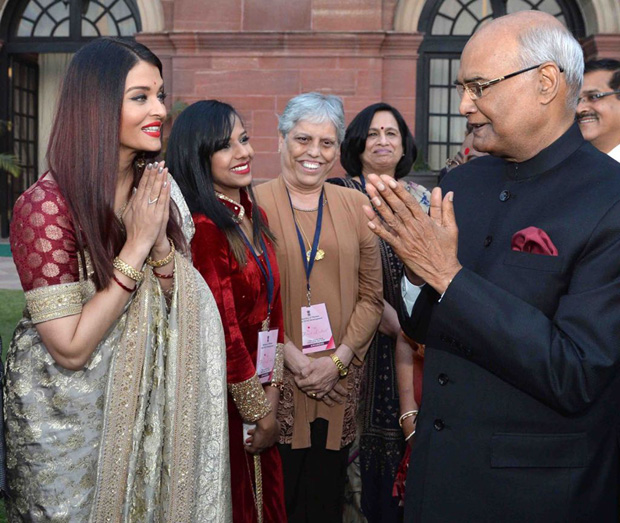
[511,226,558,256]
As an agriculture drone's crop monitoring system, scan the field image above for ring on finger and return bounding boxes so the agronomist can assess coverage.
[309,392,317,399]
[148,197,159,205]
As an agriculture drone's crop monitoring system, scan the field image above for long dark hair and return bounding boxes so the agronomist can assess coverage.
[166,100,274,265]
[47,37,186,290]
[340,102,417,180]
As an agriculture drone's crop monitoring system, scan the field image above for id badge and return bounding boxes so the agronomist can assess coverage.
[257,328,279,384]
[301,303,335,354]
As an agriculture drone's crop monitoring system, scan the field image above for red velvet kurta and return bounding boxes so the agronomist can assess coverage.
[191,191,286,523]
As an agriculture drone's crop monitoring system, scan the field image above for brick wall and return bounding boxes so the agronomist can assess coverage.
[139,0,422,180]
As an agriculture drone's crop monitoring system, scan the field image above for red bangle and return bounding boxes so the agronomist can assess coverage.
[153,269,174,279]
[113,274,136,293]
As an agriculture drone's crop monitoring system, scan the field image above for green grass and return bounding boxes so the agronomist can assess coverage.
[0,289,23,521]
[0,289,24,360]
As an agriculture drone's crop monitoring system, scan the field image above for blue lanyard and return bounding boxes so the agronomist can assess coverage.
[238,227,275,322]
[358,173,366,191]
[286,187,324,306]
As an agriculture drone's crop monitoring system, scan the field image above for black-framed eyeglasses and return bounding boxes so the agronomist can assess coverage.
[577,90,620,105]
[455,63,554,100]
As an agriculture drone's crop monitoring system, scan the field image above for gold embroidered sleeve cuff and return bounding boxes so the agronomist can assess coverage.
[270,343,285,385]
[228,374,272,422]
[26,282,83,324]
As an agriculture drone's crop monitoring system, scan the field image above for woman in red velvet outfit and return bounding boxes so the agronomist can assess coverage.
[167,100,287,523]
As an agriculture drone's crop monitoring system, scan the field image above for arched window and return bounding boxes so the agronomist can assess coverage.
[9,0,141,43]
[0,0,141,236]
[415,0,585,171]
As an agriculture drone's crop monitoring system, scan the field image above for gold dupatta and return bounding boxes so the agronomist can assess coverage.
[89,186,231,521]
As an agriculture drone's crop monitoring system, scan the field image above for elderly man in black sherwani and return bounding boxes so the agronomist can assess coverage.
[363,10,620,522]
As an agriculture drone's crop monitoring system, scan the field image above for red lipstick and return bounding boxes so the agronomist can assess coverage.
[231,162,251,175]
[141,122,162,138]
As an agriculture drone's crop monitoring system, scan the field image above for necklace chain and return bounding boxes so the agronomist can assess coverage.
[115,201,129,223]
[295,218,313,248]
[115,185,138,223]
[293,208,325,262]
[291,197,327,213]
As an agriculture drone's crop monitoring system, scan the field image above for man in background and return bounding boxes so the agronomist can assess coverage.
[577,59,620,161]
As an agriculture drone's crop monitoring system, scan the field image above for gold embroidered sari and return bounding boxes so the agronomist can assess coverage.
[4,180,231,522]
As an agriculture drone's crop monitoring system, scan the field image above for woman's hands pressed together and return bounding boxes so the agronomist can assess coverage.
[35,161,173,370]
[122,161,171,261]
[121,161,174,293]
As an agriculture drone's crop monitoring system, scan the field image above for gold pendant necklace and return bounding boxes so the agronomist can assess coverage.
[296,215,325,262]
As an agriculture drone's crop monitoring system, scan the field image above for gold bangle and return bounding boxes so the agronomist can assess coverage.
[405,429,416,442]
[113,257,144,282]
[398,410,418,427]
[330,354,349,378]
[146,237,175,268]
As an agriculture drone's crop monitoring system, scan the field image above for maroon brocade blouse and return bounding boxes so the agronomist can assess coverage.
[11,176,80,294]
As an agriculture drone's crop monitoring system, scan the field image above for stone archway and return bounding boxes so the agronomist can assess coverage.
[136,0,164,33]
[392,0,620,35]
[393,0,426,32]
[577,0,620,34]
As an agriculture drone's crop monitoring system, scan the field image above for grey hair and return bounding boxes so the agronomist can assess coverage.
[278,92,346,144]
[517,23,584,111]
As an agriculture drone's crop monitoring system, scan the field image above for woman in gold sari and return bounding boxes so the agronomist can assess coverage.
[5,38,230,521]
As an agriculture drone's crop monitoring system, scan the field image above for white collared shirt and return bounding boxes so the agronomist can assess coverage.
[609,143,620,163]
[401,275,424,315]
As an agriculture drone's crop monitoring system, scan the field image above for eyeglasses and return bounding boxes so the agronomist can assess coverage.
[455,63,551,100]
[577,90,620,105]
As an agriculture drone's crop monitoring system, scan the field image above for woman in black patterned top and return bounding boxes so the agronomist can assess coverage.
[329,102,429,523]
